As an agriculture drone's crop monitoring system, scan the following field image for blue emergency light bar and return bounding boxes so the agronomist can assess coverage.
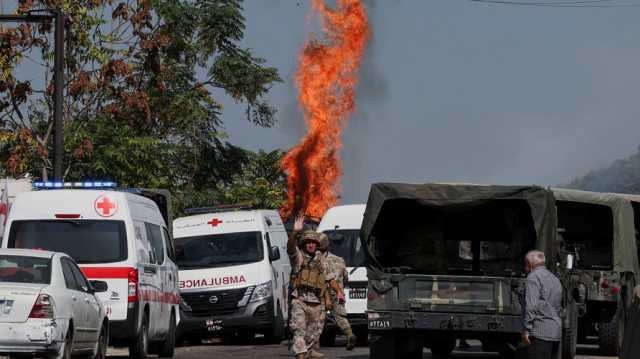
[32,181,117,189]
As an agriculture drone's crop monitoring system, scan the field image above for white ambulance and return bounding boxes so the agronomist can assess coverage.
[173,208,290,343]
[317,204,368,344]
[1,182,179,359]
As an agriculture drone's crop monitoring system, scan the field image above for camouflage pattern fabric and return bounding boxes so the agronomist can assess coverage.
[289,298,324,355]
[324,252,353,335]
[289,247,332,303]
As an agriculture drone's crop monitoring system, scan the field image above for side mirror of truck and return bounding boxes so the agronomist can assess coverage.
[269,246,281,262]
[566,254,574,270]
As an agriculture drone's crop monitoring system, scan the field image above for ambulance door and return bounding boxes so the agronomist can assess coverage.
[161,227,178,327]
[144,222,165,339]
[267,225,289,319]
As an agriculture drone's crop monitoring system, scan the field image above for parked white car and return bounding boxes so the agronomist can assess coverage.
[0,249,109,359]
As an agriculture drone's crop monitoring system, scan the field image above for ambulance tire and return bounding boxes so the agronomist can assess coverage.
[93,322,108,359]
[319,330,336,347]
[130,312,149,359]
[265,306,285,344]
[158,311,176,357]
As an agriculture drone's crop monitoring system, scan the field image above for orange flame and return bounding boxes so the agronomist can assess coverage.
[281,0,370,220]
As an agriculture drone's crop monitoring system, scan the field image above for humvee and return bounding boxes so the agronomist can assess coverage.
[363,183,577,359]
[553,189,640,356]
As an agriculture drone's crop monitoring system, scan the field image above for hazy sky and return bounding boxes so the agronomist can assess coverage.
[5,1,640,204]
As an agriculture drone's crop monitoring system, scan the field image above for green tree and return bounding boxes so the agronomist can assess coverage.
[0,0,281,196]
[181,149,286,212]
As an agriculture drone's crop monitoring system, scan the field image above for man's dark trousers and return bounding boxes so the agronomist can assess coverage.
[528,337,559,359]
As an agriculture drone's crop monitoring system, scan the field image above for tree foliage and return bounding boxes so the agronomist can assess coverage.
[0,0,284,209]
[182,149,286,213]
[567,147,640,194]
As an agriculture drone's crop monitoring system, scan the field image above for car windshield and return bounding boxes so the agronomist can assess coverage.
[8,220,127,264]
[322,229,366,267]
[175,231,264,269]
[0,255,51,284]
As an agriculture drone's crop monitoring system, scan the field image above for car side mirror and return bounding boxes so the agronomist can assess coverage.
[90,280,108,293]
[269,246,281,262]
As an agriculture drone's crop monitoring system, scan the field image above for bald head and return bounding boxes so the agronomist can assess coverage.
[525,250,546,273]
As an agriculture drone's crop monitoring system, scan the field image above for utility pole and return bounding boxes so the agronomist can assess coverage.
[0,10,65,181]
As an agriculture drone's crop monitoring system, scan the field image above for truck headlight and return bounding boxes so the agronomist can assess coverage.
[249,282,273,303]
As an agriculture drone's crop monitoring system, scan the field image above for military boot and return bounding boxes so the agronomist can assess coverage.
[307,350,325,358]
[345,329,357,351]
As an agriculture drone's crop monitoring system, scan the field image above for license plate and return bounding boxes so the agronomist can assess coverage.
[206,319,223,332]
[349,287,367,299]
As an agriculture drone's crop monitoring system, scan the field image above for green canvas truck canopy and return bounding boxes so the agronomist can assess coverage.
[553,188,639,276]
[360,183,557,275]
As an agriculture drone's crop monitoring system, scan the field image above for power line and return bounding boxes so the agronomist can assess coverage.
[465,0,640,7]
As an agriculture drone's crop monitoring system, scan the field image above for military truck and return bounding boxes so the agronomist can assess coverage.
[552,189,639,356]
[363,183,576,359]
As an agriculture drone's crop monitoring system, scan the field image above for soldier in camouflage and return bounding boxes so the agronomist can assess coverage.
[288,216,344,359]
[318,233,357,350]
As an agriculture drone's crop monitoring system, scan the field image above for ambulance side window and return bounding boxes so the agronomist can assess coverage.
[162,228,175,261]
[145,223,165,265]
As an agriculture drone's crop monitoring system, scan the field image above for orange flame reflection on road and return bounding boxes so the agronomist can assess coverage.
[281,0,370,220]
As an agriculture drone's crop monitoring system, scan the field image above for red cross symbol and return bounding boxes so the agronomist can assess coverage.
[207,218,223,227]
[94,195,117,217]
[0,203,7,225]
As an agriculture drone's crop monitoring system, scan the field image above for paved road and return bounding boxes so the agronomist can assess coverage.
[107,339,617,359]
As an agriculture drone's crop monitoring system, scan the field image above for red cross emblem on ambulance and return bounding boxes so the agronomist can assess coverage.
[94,195,118,217]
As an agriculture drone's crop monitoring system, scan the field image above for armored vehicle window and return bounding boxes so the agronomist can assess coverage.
[371,199,536,276]
[556,201,613,270]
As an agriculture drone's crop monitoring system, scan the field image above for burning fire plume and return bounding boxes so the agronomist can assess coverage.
[281,0,370,220]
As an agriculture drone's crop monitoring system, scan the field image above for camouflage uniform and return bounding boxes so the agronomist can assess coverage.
[324,252,352,335]
[288,231,334,356]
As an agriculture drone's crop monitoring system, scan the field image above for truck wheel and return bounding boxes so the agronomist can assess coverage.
[599,315,620,356]
[430,338,455,358]
[354,328,368,346]
[370,333,397,359]
[265,306,285,344]
[562,303,578,359]
[158,311,176,357]
[129,312,149,359]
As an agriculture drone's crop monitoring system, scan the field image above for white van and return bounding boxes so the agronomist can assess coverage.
[317,204,367,342]
[173,209,290,343]
[1,183,179,359]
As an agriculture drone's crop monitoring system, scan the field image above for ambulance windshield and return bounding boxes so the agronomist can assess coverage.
[322,229,366,267]
[174,231,264,269]
[8,220,127,264]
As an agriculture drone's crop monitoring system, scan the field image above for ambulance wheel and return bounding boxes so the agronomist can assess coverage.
[265,305,285,344]
[319,330,336,346]
[158,311,176,357]
[129,312,149,359]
